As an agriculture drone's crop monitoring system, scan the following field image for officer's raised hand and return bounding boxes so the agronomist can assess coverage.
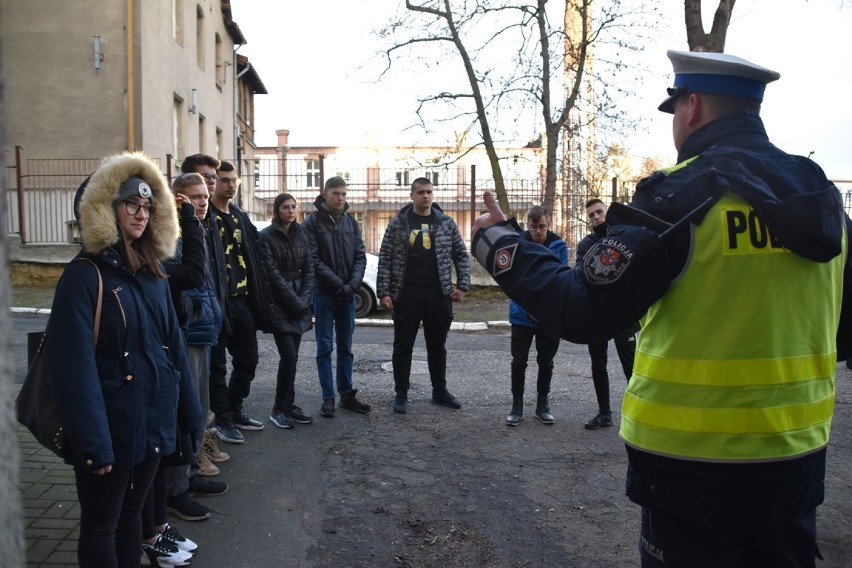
[472,191,507,234]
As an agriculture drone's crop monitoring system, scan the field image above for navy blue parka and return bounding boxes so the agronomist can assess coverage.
[46,153,205,472]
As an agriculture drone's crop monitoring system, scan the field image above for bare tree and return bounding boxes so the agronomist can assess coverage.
[685,0,736,52]
[379,0,655,216]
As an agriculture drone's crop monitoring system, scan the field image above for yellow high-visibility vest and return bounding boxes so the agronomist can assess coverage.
[620,190,844,462]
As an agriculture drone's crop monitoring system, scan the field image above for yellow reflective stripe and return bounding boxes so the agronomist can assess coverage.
[660,156,699,175]
[621,413,832,461]
[627,374,835,409]
[622,390,834,434]
[634,351,837,386]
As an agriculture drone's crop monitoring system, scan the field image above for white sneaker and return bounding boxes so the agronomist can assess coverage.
[140,534,193,566]
[158,522,198,553]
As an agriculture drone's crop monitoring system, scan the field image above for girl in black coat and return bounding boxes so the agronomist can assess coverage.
[46,152,204,567]
[260,193,316,428]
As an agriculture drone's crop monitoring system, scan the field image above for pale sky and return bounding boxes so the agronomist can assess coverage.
[232,0,852,180]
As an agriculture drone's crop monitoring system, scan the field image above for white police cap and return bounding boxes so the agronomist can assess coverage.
[658,49,780,113]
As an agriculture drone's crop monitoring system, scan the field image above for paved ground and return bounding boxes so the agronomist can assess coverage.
[13,312,852,567]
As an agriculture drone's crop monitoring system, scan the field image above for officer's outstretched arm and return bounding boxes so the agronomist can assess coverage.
[472,213,679,344]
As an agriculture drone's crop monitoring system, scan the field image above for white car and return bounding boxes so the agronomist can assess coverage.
[356,253,379,318]
[253,219,380,318]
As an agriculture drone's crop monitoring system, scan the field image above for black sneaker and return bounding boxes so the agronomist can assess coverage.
[269,410,294,429]
[166,492,211,521]
[215,419,245,444]
[234,411,265,431]
[286,405,314,424]
[320,399,336,418]
[340,392,372,414]
[584,412,613,430]
[141,534,192,566]
[393,392,408,414]
[432,390,462,409]
[187,476,228,497]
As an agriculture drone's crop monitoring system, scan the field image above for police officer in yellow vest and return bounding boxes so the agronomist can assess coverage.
[471,49,852,567]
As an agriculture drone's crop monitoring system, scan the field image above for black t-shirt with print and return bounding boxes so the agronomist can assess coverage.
[210,203,249,297]
[404,211,440,293]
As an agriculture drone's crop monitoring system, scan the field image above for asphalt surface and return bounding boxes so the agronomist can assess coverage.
[13,312,852,567]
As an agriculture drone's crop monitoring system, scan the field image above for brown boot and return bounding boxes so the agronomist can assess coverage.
[203,428,230,463]
[195,448,220,477]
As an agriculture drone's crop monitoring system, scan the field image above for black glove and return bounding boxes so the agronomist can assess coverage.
[336,284,354,303]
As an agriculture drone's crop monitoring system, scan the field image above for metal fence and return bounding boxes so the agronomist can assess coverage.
[6,148,852,260]
[236,157,624,255]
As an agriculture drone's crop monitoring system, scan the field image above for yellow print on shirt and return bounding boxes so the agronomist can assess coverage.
[409,224,432,250]
[720,204,788,255]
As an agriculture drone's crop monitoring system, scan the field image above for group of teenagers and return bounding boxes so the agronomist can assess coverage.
[39,151,374,567]
[46,149,615,567]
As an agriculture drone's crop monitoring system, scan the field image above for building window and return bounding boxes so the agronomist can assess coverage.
[395,170,410,187]
[173,96,185,160]
[198,114,205,154]
[172,0,183,45]
[337,171,351,183]
[196,5,204,70]
[306,159,320,188]
[425,170,440,186]
[215,33,223,89]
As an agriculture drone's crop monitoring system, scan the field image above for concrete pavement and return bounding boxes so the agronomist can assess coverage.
[14,312,852,567]
[13,312,509,567]
[18,416,80,567]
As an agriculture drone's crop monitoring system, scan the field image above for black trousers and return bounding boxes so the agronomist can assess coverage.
[587,328,636,414]
[273,332,302,411]
[510,324,560,398]
[209,296,258,420]
[639,506,818,567]
[141,468,168,539]
[74,456,160,568]
[392,289,453,394]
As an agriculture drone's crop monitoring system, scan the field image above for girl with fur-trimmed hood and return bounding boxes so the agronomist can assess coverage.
[43,152,204,567]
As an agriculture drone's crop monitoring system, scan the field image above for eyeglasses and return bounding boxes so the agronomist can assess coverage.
[528,224,548,230]
[201,173,219,182]
[123,200,154,216]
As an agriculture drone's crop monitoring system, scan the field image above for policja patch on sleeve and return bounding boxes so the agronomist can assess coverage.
[583,238,634,284]
[493,243,518,276]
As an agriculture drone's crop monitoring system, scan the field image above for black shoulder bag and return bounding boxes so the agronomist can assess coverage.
[16,258,103,457]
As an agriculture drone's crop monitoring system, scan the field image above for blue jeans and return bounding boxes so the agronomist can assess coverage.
[313,291,355,401]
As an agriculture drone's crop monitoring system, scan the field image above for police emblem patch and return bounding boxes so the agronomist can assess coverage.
[493,243,518,276]
[583,238,633,284]
[137,182,152,199]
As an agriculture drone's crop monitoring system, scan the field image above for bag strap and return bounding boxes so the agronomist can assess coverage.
[75,258,103,345]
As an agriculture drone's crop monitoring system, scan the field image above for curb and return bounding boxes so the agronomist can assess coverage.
[11,307,51,315]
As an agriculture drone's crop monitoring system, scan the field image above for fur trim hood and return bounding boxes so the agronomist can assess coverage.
[76,152,178,259]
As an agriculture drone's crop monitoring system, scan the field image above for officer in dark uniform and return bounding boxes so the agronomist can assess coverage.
[472,50,852,567]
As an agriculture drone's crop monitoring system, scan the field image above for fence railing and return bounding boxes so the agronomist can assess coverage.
[8,149,851,258]
[6,150,602,254]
